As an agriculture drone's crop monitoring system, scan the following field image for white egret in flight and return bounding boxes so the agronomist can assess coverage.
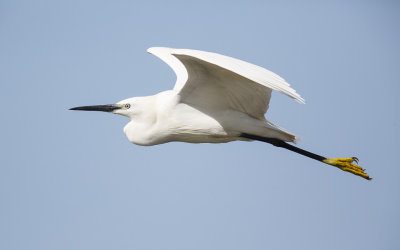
[70,47,370,180]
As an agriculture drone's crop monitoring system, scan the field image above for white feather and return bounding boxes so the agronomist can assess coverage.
[148,47,305,104]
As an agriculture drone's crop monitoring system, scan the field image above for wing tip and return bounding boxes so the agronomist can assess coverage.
[283,88,305,104]
[292,95,305,104]
[296,96,306,104]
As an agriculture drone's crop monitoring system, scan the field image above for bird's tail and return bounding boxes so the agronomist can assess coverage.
[263,120,299,143]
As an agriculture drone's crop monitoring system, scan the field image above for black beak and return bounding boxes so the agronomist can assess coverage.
[69,104,121,112]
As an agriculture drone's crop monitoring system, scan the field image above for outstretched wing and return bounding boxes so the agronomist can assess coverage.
[148,47,304,120]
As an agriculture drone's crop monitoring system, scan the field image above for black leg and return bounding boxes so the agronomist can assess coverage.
[240,133,371,180]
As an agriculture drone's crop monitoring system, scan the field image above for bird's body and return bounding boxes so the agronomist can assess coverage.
[117,47,299,146]
[71,47,371,180]
[121,90,294,146]
[123,91,233,146]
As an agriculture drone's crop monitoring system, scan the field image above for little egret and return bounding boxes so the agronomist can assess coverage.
[70,47,370,180]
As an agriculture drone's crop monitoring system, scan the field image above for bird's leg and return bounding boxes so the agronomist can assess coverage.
[240,133,371,180]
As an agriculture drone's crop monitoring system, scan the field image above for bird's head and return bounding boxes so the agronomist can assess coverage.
[69,97,138,119]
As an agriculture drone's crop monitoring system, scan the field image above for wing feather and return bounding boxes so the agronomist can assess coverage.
[148,47,305,104]
[147,47,304,120]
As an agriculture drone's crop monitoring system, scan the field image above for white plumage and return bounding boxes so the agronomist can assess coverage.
[114,47,304,145]
[70,47,372,180]
[148,47,304,103]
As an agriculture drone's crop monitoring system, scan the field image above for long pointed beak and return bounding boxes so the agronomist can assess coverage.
[69,104,121,112]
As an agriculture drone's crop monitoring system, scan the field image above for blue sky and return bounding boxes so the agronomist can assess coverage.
[1,1,399,249]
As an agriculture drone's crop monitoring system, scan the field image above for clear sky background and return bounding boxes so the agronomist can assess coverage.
[1,1,399,249]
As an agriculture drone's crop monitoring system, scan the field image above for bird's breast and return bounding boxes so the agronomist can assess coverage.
[123,121,164,146]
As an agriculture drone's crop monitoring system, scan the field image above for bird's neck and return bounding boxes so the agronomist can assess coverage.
[124,91,179,146]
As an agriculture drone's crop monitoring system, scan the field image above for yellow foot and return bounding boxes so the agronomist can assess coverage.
[323,157,371,180]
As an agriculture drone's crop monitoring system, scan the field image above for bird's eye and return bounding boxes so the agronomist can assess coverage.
[125,104,131,109]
